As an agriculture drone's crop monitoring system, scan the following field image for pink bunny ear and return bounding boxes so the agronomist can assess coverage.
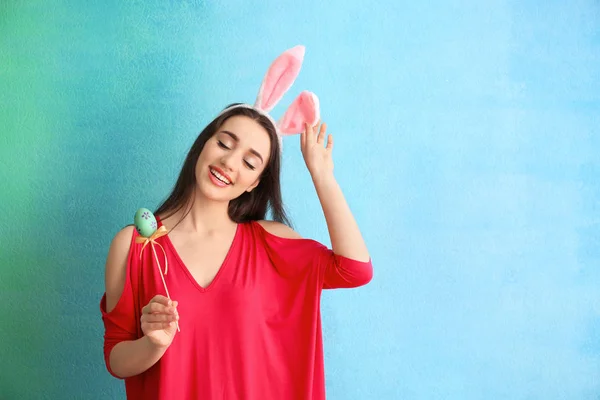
[277,91,320,135]
[254,45,305,112]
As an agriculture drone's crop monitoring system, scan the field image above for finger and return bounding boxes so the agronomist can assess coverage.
[151,295,171,306]
[141,302,158,315]
[307,122,317,145]
[148,302,169,314]
[305,122,313,145]
[142,312,179,323]
[142,294,171,313]
[301,124,306,150]
[143,301,176,315]
[317,123,327,145]
[326,134,333,151]
[143,322,173,331]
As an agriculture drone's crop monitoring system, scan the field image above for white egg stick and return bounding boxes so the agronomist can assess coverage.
[150,241,180,332]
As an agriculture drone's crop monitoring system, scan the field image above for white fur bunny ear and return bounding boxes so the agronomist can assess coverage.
[254,45,305,113]
[277,91,320,135]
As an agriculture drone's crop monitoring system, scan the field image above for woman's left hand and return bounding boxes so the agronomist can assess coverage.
[300,122,334,181]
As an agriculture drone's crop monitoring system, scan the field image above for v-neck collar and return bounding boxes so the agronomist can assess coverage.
[156,215,241,293]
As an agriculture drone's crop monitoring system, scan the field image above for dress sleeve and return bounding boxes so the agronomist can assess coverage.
[99,229,141,378]
[254,221,373,289]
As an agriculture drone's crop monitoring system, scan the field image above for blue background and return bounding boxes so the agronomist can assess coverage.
[1,0,599,398]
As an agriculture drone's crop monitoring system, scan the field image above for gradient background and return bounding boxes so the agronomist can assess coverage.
[1,1,599,399]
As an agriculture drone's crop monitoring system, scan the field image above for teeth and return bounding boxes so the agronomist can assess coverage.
[210,168,231,184]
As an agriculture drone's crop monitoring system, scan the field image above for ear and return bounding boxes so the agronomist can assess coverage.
[277,91,320,135]
[254,45,305,112]
[246,178,260,193]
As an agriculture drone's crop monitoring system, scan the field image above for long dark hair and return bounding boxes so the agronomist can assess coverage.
[154,104,291,228]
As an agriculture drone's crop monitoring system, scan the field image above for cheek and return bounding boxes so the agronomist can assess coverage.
[238,169,262,187]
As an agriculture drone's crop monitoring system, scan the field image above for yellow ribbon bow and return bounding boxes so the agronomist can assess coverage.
[136,225,169,274]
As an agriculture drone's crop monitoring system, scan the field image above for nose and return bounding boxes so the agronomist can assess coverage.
[219,153,237,172]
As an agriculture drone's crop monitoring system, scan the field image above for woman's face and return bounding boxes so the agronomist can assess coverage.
[195,115,272,202]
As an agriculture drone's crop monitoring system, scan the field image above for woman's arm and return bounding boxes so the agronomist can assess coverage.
[103,227,175,378]
[301,122,370,262]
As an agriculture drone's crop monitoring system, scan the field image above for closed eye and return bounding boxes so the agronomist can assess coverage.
[217,140,230,150]
[244,160,256,170]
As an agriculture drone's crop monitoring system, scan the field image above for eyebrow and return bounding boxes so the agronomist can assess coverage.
[219,130,265,164]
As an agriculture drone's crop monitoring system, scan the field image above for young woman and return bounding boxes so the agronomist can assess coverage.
[101,46,373,399]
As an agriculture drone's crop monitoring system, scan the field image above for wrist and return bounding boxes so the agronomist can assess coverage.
[142,335,169,353]
[310,170,336,188]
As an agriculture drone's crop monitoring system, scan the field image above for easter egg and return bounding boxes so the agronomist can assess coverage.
[134,208,158,237]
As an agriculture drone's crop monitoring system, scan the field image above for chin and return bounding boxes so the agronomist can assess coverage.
[195,179,240,203]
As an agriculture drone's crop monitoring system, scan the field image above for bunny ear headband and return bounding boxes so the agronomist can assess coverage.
[218,45,320,147]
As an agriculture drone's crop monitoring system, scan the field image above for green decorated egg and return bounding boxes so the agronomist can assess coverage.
[134,208,158,237]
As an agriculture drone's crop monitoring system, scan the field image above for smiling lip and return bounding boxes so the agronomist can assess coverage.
[209,166,233,186]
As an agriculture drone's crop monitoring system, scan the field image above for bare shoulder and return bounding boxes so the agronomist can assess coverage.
[110,225,135,248]
[256,220,303,239]
[104,225,135,312]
